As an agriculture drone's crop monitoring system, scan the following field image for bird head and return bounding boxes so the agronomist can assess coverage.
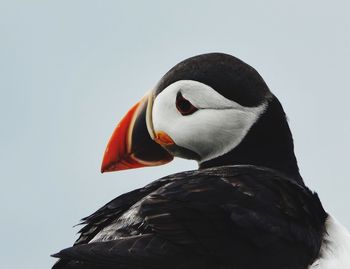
[101,53,299,180]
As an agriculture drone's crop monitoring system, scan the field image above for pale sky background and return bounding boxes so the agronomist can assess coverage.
[1,1,349,268]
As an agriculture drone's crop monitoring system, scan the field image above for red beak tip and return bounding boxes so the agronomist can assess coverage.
[101,161,131,174]
[100,162,115,173]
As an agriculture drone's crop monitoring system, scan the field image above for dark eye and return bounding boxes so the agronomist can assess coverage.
[176,92,198,116]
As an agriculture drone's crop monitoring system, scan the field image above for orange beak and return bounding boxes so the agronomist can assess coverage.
[101,92,174,173]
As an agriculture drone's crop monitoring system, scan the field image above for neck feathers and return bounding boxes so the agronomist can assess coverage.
[200,97,303,185]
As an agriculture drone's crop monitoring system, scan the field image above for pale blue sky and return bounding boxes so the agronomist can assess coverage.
[1,1,349,268]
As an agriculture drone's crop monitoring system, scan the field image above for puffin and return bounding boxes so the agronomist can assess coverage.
[52,53,350,269]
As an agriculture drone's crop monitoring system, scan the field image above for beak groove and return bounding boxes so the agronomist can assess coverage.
[101,101,141,173]
[101,92,173,173]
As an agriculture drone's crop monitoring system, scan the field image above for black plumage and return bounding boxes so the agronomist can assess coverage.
[155,53,270,107]
[53,166,326,269]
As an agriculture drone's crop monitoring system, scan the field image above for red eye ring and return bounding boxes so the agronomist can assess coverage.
[176,92,198,116]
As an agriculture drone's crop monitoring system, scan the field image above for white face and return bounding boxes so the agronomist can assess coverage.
[152,80,267,163]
